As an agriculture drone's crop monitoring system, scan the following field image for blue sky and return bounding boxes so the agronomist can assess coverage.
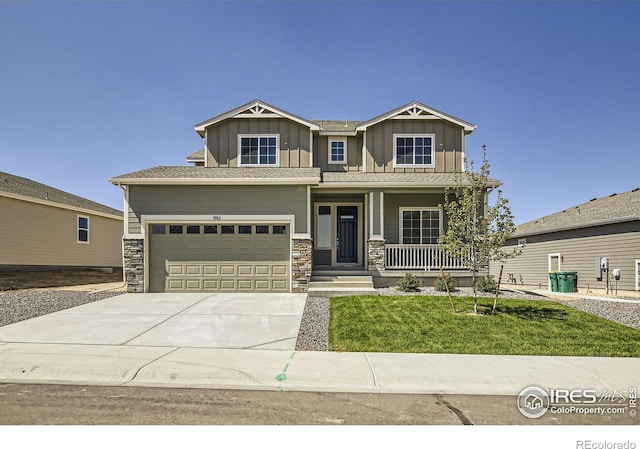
[1,1,638,225]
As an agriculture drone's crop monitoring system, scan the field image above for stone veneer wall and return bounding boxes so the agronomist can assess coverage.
[367,239,386,273]
[291,238,312,293]
[123,238,144,293]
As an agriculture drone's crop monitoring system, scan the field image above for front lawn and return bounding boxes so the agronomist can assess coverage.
[329,296,640,357]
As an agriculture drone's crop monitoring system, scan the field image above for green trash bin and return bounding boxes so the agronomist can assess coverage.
[549,272,559,292]
[557,272,578,293]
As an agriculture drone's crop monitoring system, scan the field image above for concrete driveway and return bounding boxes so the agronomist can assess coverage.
[0,293,307,350]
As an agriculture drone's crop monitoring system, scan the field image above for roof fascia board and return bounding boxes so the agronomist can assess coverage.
[356,101,476,133]
[194,99,320,136]
[514,216,640,238]
[316,181,500,189]
[109,177,320,186]
[318,130,358,136]
[0,191,123,221]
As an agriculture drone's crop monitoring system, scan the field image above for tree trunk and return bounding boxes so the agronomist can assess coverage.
[492,264,504,314]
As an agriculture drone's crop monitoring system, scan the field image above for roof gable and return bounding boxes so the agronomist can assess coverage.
[194,99,320,137]
[355,101,477,133]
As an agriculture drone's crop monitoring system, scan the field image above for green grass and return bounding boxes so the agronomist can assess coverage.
[329,296,640,357]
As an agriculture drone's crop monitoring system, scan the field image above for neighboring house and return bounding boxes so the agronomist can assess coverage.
[491,189,640,293]
[0,172,123,271]
[111,99,498,293]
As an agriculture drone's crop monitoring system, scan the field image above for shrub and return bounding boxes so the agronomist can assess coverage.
[434,273,456,292]
[396,273,420,292]
[476,275,498,293]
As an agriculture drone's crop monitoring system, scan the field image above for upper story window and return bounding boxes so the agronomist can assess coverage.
[394,134,435,167]
[328,139,347,164]
[77,215,89,243]
[238,135,278,166]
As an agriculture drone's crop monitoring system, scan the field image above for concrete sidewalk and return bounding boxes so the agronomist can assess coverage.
[1,343,638,395]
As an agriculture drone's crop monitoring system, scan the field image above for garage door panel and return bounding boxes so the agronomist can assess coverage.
[150,223,290,292]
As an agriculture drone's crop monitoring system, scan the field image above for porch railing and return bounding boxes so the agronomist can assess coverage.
[384,244,467,270]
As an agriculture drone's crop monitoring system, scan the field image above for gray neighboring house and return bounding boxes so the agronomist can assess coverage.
[491,188,640,293]
[0,172,123,271]
[111,99,498,294]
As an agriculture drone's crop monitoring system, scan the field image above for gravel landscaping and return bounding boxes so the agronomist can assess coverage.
[296,287,640,351]
[0,289,123,327]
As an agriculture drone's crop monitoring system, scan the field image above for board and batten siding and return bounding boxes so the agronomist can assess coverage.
[365,120,464,173]
[313,135,363,172]
[205,118,311,168]
[127,185,308,235]
[383,193,446,244]
[0,196,123,268]
[490,221,640,292]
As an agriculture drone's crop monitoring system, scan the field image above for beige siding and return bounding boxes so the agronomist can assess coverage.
[205,118,311,168]
[0,196,123,267]
[384,193,446,244]
[128,185,308,234]
[365,120,464,173]
[490,222,640,292]
[313,135,363,172]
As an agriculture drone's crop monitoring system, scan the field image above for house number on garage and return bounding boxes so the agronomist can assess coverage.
[212,216,222,221]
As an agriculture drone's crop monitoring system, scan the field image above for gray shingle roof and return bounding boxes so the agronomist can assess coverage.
[315,120,362,132]
[321,171,501,186]
[186,148,204,161]
[0,171,123,217]
[515,188,640,237]
[110,166,321,184]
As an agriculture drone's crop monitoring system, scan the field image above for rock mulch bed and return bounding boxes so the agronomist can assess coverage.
[0,289,123,327]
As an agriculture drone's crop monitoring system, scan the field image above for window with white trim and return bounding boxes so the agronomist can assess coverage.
[394,134,434,166]
[328,139,346,164]
[238,135,278,166]
[77,215,89,243]
[400,208,441,244]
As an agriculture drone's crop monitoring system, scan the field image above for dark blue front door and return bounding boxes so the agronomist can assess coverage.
[337,206,357,263]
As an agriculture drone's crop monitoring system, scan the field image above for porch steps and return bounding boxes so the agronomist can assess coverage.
[307,275,378,298]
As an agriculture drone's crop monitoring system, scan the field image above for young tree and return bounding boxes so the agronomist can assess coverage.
[438,146,520,314]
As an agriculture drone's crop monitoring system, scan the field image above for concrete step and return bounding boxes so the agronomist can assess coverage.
[308,280,373,288]
[310,275,373,282]
[306,287,379,298]
[311,270,370,277]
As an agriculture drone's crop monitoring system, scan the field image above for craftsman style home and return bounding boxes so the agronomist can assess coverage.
[111,100,497,294]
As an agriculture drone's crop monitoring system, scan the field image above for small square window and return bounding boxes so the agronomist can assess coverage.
[239,225,252,234]
[329,140,346,164]
[272,225,287,235]
[169,225,183,234]
[204,225,217,234]
[187,225,200,234]
[221,225,235,234]
[151,224,166,234]
[256,225,269,234]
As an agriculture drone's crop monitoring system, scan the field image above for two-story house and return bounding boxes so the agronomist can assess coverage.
[110,100,498,294]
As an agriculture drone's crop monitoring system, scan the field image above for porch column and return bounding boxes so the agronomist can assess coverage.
[291,237,312,293]
[368,190,385,272]
[123,238,144,293]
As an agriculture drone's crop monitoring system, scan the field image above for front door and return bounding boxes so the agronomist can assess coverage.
[337,206,357,264]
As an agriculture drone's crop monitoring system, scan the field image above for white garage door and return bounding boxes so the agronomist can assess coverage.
[148,223,290,292]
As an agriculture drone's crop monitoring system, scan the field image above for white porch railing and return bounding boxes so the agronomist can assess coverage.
[384,244,467,270]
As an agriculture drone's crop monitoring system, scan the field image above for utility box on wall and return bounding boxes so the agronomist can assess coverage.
[596,256,609,281]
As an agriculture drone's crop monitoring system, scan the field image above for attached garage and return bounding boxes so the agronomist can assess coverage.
[148,223,290,292]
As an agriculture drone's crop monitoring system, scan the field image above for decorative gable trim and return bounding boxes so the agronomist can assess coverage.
[194,99,320,136]
[355,101,476,133]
